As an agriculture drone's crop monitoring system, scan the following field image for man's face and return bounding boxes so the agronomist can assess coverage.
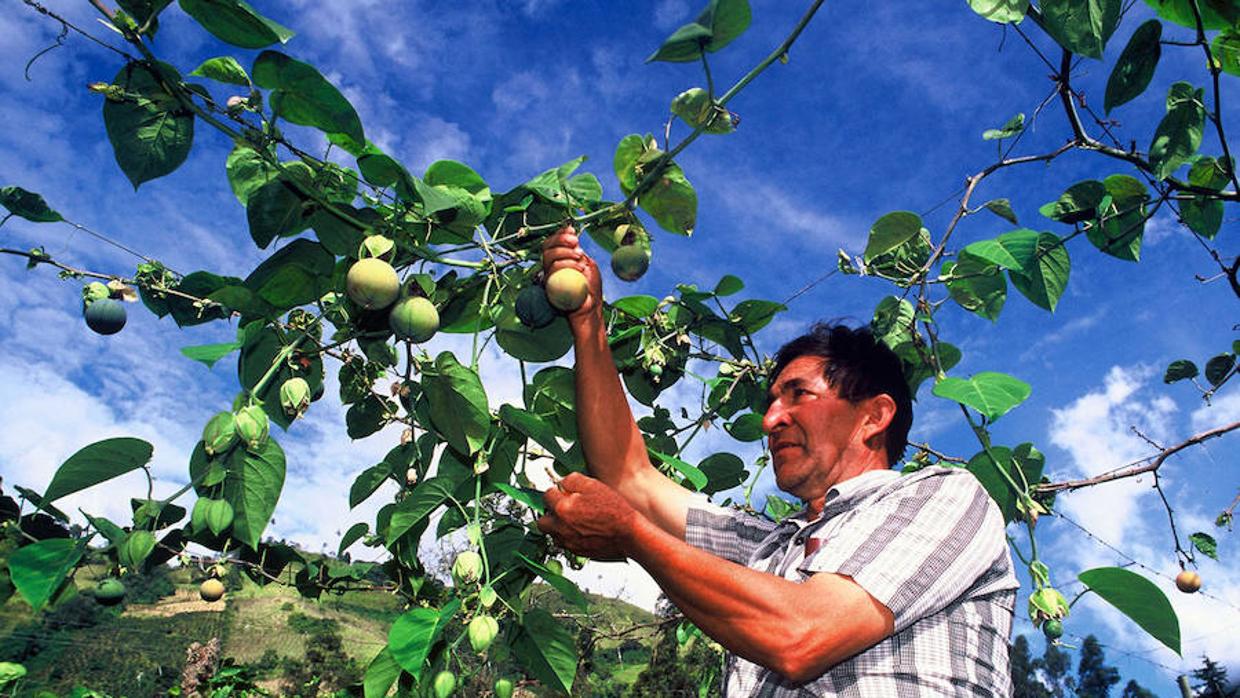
[762,356,868,502]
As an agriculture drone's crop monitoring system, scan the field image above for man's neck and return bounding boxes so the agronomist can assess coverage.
[802,461,890,519]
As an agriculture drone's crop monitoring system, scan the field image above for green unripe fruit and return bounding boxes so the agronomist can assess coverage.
[83,281,111,303]
[83,297,127,335]
[452,550,484,585]
[1042,619,1063,640]
[359,234,396,261]
[205,498,234,536]
[234,405,270,452]
[279,377,312,419]
[544,559,563,577]
[479,586,498,608]
[545,268,589,312]
[346,258,400,310]
[94,578,126,606]
[202,412,238,457]
[515,285,556,329]
[120,530,156,570]
[432,670,456,698]
[610,244,650,282]
[199,578,225,602]
[468,614,500,653]
[389,296,439,342]
[494,678,514,698]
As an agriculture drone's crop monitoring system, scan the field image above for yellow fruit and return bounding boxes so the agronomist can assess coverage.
[1175,570,1201,593]
[199,578,226,602]
[545,268,589,312]
[346,258,400,310]
[389,296,439,342]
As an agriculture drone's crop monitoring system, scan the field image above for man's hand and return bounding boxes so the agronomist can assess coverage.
[537,472,641,562]
[541,225,603,329]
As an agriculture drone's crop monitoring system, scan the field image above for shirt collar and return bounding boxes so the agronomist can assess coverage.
[790,467,900,524]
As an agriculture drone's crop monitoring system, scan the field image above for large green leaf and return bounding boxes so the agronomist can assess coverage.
[1142,0,1237,31]
[1163,359,1198,383]
[498,405,576,466]
[189,56,250,85]
[242,239,333,310]
[513,609,577,694]
[102,61,195,189]
[1078,567,1181,654]
[1214,29,1240,77]
[932,372,1031,421]
[252,51,364,145]
[639,160,697,235]
[42,438,154,504]
[387,599,460,680]
[362,646,402,698]
[423,353,490,455]
[863,211,923,261]
[178,0,293,48]
[1105,20,1161,114]
[945,256,1008,322]
[494,309,573,363]
[649,450,708,491]
[1085,174,1149,261]
[386,477,454,544]
[8,538,85,612]
[966,443,1044,523]
[188,439,285,550]
[1008,233,1070,312]
[1039,0,1122,59]
[180,341,241,369]
[350,462,392,509]
[647,0,752,63]
[698,452,747,494]
[518,553,588,610]
[0,186,62,223]
[225,144,280,205]
[1149,82,1206,181]
[967,0,1029,23]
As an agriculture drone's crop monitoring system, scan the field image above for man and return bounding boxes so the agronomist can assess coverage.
[537,226,1018,695]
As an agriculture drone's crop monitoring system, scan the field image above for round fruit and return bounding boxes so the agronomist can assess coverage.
[83,298,127,335]
[389,296,439,342]
[1175,570,1202,593]
[545,268,589,312]
[452,550,484,585]
[515,285,556,329]
[468,614,500,653]
[610,245,650,282]
[94,578,126,606]
[202,411,238,457]
[279,377,312,418]
[494,678,514,698]
[345,258,400,310]
[432,670,456,698]
[199,578,226,602]
[1042,619,1063,640]
[234,405,270,452]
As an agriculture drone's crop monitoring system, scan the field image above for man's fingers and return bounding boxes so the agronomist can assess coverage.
[543,485,566,511]
[559,472,594,493]
[541,228,578,251]
[535,513,558,534]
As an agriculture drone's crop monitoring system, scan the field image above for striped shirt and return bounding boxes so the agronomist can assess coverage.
[684,466,1018,697]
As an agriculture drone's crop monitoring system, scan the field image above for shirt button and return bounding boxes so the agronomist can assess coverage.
[794,536,804,545]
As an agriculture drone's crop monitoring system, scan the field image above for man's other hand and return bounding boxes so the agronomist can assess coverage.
[538,472,640,561]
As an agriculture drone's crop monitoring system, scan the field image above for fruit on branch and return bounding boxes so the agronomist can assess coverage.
[468,614,500,653]
[346,258,400,310]
[432,670,457,698]
[202,412,239,456]
[204,498,234,536]
[280,377,312,418]
[94,578,126,606]
[199,578,225,602]
[234,405,270,452]
[389,296,439,342]
[611,244,650,282]
[479,586,498,608]
[452,550,484,585]
[544,559,563,577]
[515,285,555,329]
[1176,570,1202,593]
[545,268,589,312]
[83,297,127,335]
[494,678,514,698]
[1042,619,1064,641]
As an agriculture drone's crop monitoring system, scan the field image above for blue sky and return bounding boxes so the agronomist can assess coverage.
[1,0,1237,692]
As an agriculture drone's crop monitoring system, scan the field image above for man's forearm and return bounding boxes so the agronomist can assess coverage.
[569,313,649,487]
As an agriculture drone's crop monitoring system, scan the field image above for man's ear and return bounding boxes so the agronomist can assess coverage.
[859,394,897,447]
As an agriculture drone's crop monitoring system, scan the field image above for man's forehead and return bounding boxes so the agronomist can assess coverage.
[770,356,830,391]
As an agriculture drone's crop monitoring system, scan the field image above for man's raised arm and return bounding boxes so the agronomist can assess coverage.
[541,226,690,538]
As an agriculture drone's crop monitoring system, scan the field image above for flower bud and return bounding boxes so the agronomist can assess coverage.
[205,498,235,536]
[468,614,499,653]
[494,678,514,698]
[279,377,312,419]
[452,550,483,586]
[479,586,498,609]
[432,670,456,698]
[234,405,270,452]
[202,412,238,457]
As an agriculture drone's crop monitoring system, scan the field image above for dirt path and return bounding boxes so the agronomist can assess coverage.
[125,588,227,617]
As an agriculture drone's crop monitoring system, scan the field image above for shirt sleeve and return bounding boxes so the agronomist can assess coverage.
[683,495,779,566]
[799,468,1011,633]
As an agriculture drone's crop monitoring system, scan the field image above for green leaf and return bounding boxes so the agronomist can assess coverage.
[350,462,392,509]
[43,438,154,504]
[613,295,661,318]
[362,646,402,698]
[863,211,923,261]
[518,553,588,610]
[1085,174,1149,261]
[731,299,785,333]
[387,600,460,680]
[180,341,241,368]
[714,274,744,296]
[963,229,1038,271]
[1078,567,1180,654]
[725,412,764,442]
[613,134,647,193]
[386,477,454,544]
[1008,233,1070,312]
[1205,352,1235,386]
[225,144,281,206]
[338,522,368,557]
[640,161,697,235]
[871,296,915,351]
[982,198,1019,225]
[1149,82,1206,181]
[242,239,333,310]
[1214,29,1240,77]
[894,340,962,396]
[671,87,736,134]
[1182,196,1224,239]
[967,444,1045,523]
[494,483,545,515]
[178,0,293,48]
[1189,531,1218,560]
[499,405,578,467]
[944,256,1007,321]
[649,450,709,491]
[932,372,1031,421]
[982,112,1025,140]
[1040,181,1106,224]
[187,439,285,550]
[8,538,85,612]
[423,352,490,455]
[346,395,391,439]
[1105,20,1161,114]
[1163,359,1198,383]
[0,186,63,223]
[102,61,195,189]
[1039,0,1122,59]
[189,56,250,85]
[513,609,577,695]
[968,0,1029,23]
[647,0,752,63]
[252,51,364,145]
[119,530,156,569]
[494,309,573,363]
[698,452,747,494]
[1142,0,1237,31]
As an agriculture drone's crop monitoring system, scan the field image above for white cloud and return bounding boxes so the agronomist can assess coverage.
[653,0,691,31]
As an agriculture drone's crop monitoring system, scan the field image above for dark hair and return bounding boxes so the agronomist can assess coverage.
[770,322,913,466]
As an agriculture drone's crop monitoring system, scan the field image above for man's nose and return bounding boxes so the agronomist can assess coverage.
[762,398,789,434]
